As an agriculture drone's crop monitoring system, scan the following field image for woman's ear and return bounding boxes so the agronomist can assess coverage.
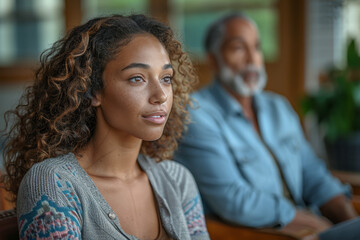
[91,94,101,107]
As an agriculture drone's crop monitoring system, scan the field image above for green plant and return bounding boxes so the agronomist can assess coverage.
[302,39,360,142]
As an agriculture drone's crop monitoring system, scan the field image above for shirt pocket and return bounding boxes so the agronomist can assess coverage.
[278,136,302,168]
[230,147,278,191]
[232,148,258,164]
[278,136,303,196]
[280,136,300,154]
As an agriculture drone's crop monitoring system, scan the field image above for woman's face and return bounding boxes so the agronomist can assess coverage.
[93,34,173,141]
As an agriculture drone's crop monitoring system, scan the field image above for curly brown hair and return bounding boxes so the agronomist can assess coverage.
[1,14,198,203]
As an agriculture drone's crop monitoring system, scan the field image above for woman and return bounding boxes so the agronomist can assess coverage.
[2,14,209,239]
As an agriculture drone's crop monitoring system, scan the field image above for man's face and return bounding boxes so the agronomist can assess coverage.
[218,18,266,96]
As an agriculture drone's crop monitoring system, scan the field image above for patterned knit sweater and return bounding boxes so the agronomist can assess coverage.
[16,153,209,240]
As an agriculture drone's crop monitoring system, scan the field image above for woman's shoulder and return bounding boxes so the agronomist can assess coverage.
[140,155,198,196]
[18,153,80,201]
[154,159,197,190]
[17,153,84,238]
[24,153,78,179]
[142,156,193,180]
[157,160,192,177]
[140,155,193,182]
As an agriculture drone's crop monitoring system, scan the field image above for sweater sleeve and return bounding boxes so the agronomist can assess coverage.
[17,163,82,239]
[175,163,210,240]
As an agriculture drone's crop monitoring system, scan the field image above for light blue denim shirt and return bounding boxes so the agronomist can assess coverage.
[174,80,349,228]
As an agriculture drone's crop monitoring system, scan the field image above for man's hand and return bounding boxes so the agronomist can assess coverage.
[279,210,332,238]
[320,194,358,223]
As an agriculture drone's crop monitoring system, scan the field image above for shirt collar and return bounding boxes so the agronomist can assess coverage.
[209,79,243,116]
[209,79,264,116]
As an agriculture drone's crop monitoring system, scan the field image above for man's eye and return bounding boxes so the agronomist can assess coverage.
[256,44,262,51]
[128,76,144,83]
[161,76,173,84]
[234,46,244,51]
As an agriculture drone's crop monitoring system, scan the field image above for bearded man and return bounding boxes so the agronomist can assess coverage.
[174,13,358,236]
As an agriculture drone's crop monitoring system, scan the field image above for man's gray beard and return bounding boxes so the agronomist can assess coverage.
[219,65,267,97]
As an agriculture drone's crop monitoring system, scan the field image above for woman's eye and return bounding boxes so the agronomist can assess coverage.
[161,76,173,84]
[128,76,144,83]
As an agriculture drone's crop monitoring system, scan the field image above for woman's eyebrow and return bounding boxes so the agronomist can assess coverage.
[121,63,173,71]
[122,63,150,71]
[163,63,173,70]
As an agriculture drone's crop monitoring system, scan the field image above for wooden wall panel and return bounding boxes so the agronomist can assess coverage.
[150,0,169,24]
[64,0,82,33]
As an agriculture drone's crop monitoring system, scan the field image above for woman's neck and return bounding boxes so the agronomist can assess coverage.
[76,129,143,181]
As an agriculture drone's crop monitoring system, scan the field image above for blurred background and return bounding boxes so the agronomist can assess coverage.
[0,0,360,169]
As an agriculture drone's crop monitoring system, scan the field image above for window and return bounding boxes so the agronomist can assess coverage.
[342,0,360,51]
[0,0,64,65]
[83,0,148,21]
[169,0,278,61]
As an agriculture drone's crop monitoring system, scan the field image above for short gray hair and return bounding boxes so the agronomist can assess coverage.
[204,12,256,55]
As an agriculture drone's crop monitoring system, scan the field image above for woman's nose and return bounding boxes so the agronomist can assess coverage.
[149,81,167,104]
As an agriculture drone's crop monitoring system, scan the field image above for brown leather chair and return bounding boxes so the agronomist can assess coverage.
[0,187,15,211]
[206,217,307,240]
[206,171,360,240]
[0,182,18,240]
[331,170,360,196]
[0,209,18,240]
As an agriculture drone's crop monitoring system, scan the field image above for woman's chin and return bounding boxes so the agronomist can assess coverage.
[141,132,164,142]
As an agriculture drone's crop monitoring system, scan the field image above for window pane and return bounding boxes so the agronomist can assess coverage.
[246,8,278,61]
[83,0,148,21]
[0,0,64,65]
[343,0,360,50]
[170,0,278,61]
[178,0,276,5]
[0,21,16,63]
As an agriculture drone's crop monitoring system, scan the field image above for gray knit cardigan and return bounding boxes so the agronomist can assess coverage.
[17,153,210,240]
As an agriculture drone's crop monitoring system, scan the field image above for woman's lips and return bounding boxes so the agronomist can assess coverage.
[142,112,167,124]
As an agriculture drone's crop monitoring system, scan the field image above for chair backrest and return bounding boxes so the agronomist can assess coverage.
[0,187,15,211]
[0,209,19,240]
[206,217,300,240]
[0,187,3,210]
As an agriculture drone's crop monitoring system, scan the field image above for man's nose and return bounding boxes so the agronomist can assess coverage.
[246,48,257,65]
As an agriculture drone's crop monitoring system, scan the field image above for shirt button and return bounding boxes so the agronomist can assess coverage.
[108,212,116,220]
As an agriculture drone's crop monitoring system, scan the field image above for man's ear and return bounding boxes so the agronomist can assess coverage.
[91,93,101,107]
[207,53,220,72]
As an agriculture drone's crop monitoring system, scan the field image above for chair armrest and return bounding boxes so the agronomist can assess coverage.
[205,217,314,240]
[0,187,15,211]
[0,209,18,239]
[331,170,360,195]
[351,195,360,214]
[330,171,360,214]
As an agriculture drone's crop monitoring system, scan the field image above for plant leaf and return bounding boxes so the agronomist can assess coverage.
[347,39,360,69]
